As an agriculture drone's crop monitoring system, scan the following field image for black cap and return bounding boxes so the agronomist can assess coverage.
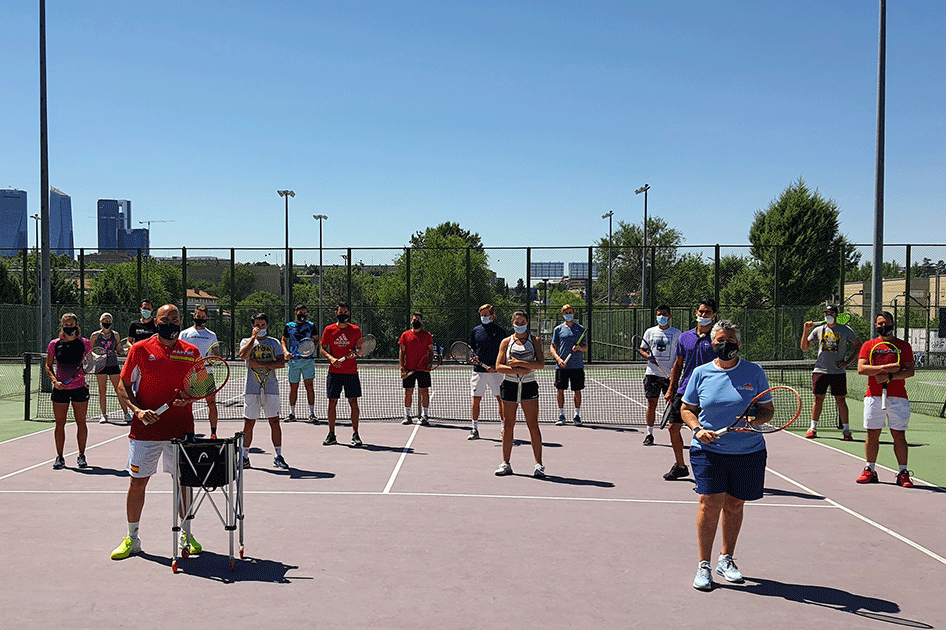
[824,304,839,315]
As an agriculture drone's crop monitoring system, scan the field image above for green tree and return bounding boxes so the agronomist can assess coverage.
[593,216,683,306]
[215,265,257,304]
[747,178,854,305]
[0,259,21,303]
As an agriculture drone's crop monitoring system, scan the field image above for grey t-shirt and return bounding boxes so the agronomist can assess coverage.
[808,324,860,375]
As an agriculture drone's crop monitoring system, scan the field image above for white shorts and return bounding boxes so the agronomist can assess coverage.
[863,396,911,431]
[127,439,175,478]
[244,393,281,420]
[471,371,504,398]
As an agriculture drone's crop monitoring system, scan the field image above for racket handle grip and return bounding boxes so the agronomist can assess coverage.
[562,353,572,364]
[713,427,730,436]
[155,403,170,416]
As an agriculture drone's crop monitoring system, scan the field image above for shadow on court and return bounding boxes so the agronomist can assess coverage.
[73,465,129,478]
[137,551,307,584]
[733,578,934,628]
[762,487,826,500]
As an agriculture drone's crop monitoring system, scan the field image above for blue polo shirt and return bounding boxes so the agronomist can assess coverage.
[675,328,717,394]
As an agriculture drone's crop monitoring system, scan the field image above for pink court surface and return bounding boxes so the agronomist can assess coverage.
[2,419,945,629]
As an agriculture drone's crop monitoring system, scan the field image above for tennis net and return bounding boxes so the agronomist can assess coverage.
[22,354,946,426]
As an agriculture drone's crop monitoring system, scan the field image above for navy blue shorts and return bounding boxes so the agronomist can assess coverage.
[326,373,362,400]
[689,448,767,501]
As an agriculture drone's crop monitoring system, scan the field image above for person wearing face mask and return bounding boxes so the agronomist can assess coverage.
[681,319,773,591]
[45,313,94,470]
[126,300,157,352]
[467,303,506,440]
[494,310,546,478]
[282,304,318,423]
[180,305,221,437]
[664,298,718,480]
[238,313,287,469]
[800,304,861,440]
[640,305,681,445]
[91,312,131,425]
[319,302,364,447]
[398,312,435,426]
[549,304,588,426]
[855,312,916,487]
[111,304,202,560]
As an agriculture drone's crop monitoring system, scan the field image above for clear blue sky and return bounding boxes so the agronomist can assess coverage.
[3,1,944,275]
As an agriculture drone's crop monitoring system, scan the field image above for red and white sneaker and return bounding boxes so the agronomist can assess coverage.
[856,467,879,484]
[895,470,914,488]
[805,429,817,439]
[842,431,853,441]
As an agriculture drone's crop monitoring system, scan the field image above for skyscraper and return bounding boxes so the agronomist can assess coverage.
[98,199,149,255]
[0,189,28,257]
[49,187,75,259]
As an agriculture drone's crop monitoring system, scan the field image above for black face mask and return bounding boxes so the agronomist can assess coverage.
[337,313,350,323]
[62,326,78,336]
[412,320,422,329]
[712,340,739,361]
[297,314,307,322]
[876,324,894,337]
[193,318,207,327]
[157,322,181,341]
[101,322,112,329]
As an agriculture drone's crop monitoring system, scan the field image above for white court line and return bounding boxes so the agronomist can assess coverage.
[766,466,946,566]
[0,425,55,445]
[383,421,421,493]
[0,433,128,481]
[587,377,647,409]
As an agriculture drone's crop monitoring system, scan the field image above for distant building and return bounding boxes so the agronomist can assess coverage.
[97,199,149,255]
[186,289,219,312]
[49,187,75,259]
[0,189,28,256]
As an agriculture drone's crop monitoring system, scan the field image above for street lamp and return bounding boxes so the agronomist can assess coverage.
[31,214,41,345]
[278,190,295,322]
[635,184,650,310]
[313,214,328,332]
[601,211,614,306]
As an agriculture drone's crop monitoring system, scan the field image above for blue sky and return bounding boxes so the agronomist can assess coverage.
[2,1,943,276]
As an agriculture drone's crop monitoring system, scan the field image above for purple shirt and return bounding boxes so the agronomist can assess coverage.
[674,328,716,394]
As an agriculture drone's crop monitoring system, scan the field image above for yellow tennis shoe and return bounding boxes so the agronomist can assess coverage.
[181,533,202,555]
[110,536,141,560]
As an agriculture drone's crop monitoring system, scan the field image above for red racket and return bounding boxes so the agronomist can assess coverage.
[151,357,230,420]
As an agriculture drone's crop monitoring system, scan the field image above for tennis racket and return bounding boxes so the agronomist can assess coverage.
[449,341,487,368]
[429,347,442,371]
[152,356,230,418]
[295,338,316,358]
[869,341,901,410]
[632,334,669,379]
[62,348,107,385]
[713,385,802,436]
[659,398,674,430]
[815,312,852,326]
[337,334,376,363]
[562,329,588,365]
[207,340,229,359]
[251,342,276,406]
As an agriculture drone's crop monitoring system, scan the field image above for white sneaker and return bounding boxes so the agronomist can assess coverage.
[715,554,744,583]
[533,463,546,478]
[99,414,108,424]
[494,462,513,476]
[693,561,713,591]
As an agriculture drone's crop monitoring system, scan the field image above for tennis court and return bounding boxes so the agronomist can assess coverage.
[2,412,945,629]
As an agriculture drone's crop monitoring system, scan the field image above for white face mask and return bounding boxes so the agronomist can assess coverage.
[563,314,574,322]
[825,315,836,325]
[696,316,713,327]
[513,324,528,335]
[656,315,669,326]
[481,315,491,325]
[256,328,267,338]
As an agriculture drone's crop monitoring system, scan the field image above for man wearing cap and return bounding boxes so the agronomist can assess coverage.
[801,305,862,440]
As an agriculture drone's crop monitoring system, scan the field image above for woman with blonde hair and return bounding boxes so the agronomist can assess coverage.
[45,313,93,469]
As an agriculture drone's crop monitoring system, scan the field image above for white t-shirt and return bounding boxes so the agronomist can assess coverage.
[642,325,681,377]
[179,326,218,358]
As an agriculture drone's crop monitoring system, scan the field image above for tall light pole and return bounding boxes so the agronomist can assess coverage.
[601,211,614,306]
[31,214,41,349]
[278,190,295,322]
[635,184,650,310]
[313,214,328,333]
[870,0,886,324]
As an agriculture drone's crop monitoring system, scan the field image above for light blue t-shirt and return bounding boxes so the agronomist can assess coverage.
[240,336,283,395]
[551,322,585,369]
[682,358,770,455]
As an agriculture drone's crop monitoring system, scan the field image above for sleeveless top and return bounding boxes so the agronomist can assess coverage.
[93,329,121,367]
[504,334,537,383]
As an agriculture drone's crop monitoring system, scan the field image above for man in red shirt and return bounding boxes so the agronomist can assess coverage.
[856,311,916,487]
[111,304,202,560]
[319,302,364,447]
[399,312,434,426]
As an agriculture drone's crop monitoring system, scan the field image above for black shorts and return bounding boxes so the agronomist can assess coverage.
[326,373,362,400]
[500,380,539,403]
[812,373,847,396]
[402,371,432,389]
[51,386,90,404]
[667,392,685,424]
[99,365,121,376]
[554,368,585,391]
[643,374,670,399]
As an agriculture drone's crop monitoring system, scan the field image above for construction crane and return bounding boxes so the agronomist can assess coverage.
[139,220,175,230]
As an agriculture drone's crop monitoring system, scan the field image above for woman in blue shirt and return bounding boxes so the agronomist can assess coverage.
[681,320,773,591]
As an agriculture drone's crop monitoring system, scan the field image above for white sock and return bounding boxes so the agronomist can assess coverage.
[647,426,654,435]
[809,421,817,431]
[275,446,282,456]
[574,409,581,418]
[309,404,314,414]
[422,407,429,417]
[899,464,908,473]
[866,462,876,471]
[128,522,139,540]
[404,407,412,417]
[558,409,565,418]
[472,421,478,431]
[842,423,850,432]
